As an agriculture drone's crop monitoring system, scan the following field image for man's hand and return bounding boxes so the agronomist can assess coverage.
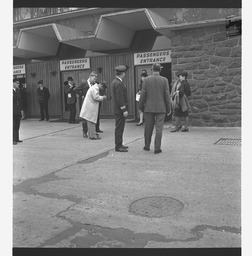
[103,95,107,100]
[123,111,128,117]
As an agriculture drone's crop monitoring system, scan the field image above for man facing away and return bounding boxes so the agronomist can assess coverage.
[13,79,23,145]
[37,80,50,121]
[139,63,171,154]
[111,65,129,152]
[74,71,97,138]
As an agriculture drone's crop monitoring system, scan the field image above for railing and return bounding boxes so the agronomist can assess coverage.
[13,8,87,22]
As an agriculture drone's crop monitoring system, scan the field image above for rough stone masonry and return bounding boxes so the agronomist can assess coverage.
[171,24,241,127]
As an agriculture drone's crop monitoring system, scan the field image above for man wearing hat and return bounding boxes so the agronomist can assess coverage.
[139,63,171,154]
[74,71,97,137]
[64,77,77,124]
[37,80,50,121]
[111,65,129,152]
[13,78,22,145]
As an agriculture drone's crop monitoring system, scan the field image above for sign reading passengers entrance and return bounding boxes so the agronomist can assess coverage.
[134,50,171,65]
[13,64,26,75]
[60,58,90,71]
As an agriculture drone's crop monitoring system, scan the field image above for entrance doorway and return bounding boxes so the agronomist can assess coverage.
[61,70,90,120]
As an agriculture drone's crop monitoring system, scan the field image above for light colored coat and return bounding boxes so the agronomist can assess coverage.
[79,84,104,123]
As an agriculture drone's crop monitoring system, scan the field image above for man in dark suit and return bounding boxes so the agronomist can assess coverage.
[139,63,171,154]
[111,65,129,152]
[74,71,97,138]
[64,77,77,124]
[13,79,22,145]
[37,80,50,121]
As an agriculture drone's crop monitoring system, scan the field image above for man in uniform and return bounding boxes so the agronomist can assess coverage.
[74,71,97,138]
[13,79,22,145]
[111,65,129,152]
[64,77,77,124]
[37,80,50,121]
[139,63,171,154]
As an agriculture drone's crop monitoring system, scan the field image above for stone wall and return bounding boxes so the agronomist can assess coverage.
[171,24,241,127]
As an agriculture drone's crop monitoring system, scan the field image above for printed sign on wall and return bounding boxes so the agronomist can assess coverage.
[60,58,90,71]
[134,50,171,65]
[13,64,26,75]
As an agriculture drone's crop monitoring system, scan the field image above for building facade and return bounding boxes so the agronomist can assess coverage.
[13,7,241,126]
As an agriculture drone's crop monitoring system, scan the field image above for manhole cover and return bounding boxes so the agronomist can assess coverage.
[214,138,241,146]
[129,196,184,218]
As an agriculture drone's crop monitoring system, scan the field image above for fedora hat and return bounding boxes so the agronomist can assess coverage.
[67,77,74,81]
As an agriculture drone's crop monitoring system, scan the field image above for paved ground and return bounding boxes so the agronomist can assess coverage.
[13,118,241,248]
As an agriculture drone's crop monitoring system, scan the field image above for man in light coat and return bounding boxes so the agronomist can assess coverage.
[74,72,97,138]
[139,63,171,154]
[79,83,106,140]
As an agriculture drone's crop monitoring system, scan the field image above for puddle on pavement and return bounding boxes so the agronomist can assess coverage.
[39,220,241,248]
[13,172,82,204]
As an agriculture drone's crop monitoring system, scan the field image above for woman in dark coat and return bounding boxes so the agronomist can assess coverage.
[170,71,191,132]
[136,71,148,126]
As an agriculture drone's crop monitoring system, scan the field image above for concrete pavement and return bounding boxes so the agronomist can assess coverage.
[13,118,241,248]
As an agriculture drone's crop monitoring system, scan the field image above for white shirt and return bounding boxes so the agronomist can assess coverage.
[116,76,122,82]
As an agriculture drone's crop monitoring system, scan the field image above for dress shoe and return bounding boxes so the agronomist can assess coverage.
[83,133,88,138]
[170,126,182,132]
[17,140,23,143]
[181,127,189,132]
[121,145,129,149]
[96,130,103,133]
[39,119,44,121]
[46,119,49,121]
[115,147,128,152]
[136,122,143,126]
[154,149,162,154]
[89,137,101,140]
[143,146,150,151]
[13,141,17,145]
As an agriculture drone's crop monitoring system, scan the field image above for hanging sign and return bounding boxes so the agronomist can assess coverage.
[134,50,171,65]
[13,64,26,75]
[60,58,90,71]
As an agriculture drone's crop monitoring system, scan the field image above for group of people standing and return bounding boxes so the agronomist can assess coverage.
[13,62,191,152]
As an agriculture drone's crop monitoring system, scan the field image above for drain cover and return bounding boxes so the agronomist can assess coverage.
[129,196,184,218]
[215,138,241,146]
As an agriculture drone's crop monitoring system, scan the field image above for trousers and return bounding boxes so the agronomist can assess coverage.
[68,103,76,122]
[13,114,21,142]
[87,121,96,139]
[144,112,166,150]
[114,112,126,149]
[39,101,49,120]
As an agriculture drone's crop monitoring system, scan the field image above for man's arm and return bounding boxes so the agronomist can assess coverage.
[164,79,171,114]
[73,82,84,97]
[115,83,128,117]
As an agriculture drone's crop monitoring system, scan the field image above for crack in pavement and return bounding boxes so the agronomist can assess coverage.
[23,126,81,141]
